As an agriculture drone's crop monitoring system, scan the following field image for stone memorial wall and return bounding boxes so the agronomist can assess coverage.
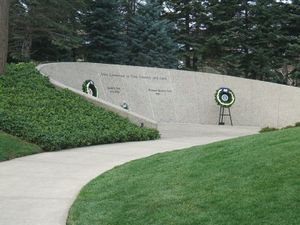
[38,62,300,128]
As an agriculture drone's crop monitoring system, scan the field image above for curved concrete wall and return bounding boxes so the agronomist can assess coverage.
[38,62,300,128]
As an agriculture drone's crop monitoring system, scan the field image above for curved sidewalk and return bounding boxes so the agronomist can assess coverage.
[0,124,259,225]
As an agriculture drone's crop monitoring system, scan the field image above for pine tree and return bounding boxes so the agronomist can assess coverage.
[120,0,140,23]
[84,0,125,64]
[200,0,241,74]
[8,0,87,62]
[126,0,177,68]
[203,0,300,83]
[277,0,300,85]
[164,0,207,71]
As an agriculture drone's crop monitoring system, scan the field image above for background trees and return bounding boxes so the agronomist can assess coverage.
[125,0,177,68]
[2,0,300,85]
[84,0,125,64]
[8,0,87,62]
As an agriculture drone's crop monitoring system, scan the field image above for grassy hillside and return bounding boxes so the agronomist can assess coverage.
[0,131,42,161]
[0,63,159,151]
[68,127,300,225]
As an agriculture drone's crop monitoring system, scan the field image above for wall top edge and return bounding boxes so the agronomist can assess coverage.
[37,62,300,91]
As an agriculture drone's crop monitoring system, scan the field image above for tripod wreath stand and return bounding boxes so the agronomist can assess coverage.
[218,106,233,126]
[215,87,235,126]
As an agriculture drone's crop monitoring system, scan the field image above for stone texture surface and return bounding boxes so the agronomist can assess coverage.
[38,62,300,128]
[0,124,259,225]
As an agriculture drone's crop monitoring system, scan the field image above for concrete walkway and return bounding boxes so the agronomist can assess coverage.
[0,124,259,225]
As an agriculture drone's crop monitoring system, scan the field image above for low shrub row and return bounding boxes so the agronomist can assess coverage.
[0,63,159,151]
[260,122,300,133]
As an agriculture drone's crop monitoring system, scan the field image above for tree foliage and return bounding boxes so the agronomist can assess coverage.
[9,0,87,62]
[125,0,177,68]
[6,0,300,85]
[84,0,125,64]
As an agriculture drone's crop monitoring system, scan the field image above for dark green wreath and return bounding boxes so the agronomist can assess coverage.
[215,87,235,108]
[82,80,98,97]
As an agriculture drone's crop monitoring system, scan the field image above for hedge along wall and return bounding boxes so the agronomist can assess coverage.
[38,62,300,128]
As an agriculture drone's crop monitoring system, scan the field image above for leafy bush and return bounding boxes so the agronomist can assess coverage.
[260,123,300,133]
[259,127,279,133]
[0,63,159,151]
[282,125,295,130]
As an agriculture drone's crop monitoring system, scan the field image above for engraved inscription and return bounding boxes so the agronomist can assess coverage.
[148,89,172,96]
[107,87,121,94]
[100,72,167,81]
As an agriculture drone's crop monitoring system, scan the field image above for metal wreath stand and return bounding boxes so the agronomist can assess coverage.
[215,87,235,126]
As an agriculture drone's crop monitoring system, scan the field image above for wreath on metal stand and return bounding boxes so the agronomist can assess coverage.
[215,87,235,125]
[215,87,235,107]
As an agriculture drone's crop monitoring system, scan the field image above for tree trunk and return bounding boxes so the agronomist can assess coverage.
[0,0,9,75]
[21,30,32,61]
[185,11,191,69]
[192,52,198,71]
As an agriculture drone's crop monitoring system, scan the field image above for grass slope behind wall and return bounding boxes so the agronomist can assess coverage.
[0,63,159,151]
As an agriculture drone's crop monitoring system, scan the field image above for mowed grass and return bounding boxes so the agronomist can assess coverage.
[0,131,42,161]
[68,127,300,225]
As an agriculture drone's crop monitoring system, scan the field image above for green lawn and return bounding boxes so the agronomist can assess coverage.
[0,131,42,162]
[0,63,159,151]
[68,127,300,225]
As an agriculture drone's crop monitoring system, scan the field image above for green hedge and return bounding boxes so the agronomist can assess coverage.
[0,63,159,151]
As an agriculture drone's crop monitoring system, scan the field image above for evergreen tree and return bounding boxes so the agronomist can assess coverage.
[120,0,140,23]
[200,0,241,74]
[6,0,299,85]
[203,0,300,83]
[205,0,258,77]
[277,0,300,85]
[84,0,125,64]
[126,0,177,68]
[164,0,207,70]
[8,0,87,62]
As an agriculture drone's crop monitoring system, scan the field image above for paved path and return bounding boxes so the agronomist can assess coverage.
[0,124,259,225]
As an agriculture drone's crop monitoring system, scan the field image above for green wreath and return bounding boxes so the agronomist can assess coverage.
[215,87,235,108]
[82,80,98,97]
